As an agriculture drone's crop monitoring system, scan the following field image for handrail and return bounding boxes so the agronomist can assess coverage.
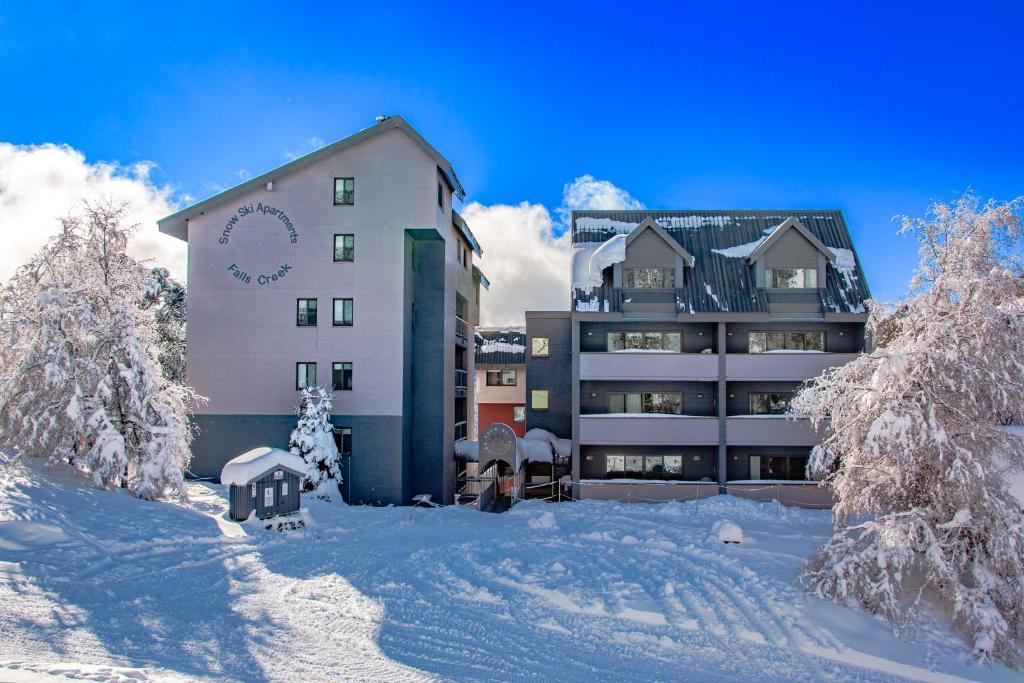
[454,420,468,441]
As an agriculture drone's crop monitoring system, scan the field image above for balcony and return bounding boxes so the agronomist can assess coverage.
[454,368,468,397]
[579,352,718,381]
[454,420,468,442]
[725,416,823,446]
[579,414,718,446]
[726,352,860,381]
[455,316,469,347]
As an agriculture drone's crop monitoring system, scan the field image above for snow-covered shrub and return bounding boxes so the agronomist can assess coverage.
[143,267,187,383]
[0,202,199,499]
[792,194,1024,666]
[289,386,342,497]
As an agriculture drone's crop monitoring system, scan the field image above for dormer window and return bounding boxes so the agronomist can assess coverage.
[765,267,817,289]
[625,267,674,289]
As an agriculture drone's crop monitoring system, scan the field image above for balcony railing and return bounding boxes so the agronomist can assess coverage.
[725,353,861,381]
[455,368,468,397]
[579,351,718,381]
[579,414,718,446]
[455,316,469,346]
[612,288,681,311]
[454,420,468,442]
[725,416,824,446]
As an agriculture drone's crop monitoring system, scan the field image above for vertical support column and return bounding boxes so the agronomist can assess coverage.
[717,321,728,492]
[571,317,581,500]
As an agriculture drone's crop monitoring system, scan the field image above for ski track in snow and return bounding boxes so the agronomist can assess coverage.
[0,456,1013,683]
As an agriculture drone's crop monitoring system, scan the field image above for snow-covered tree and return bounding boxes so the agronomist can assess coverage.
[792,194,1024,666]
[289,385,343,497]
[144,267,187,383]
[0,202,198,499]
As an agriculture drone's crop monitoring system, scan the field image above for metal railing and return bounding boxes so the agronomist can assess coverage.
[454,420,468,442]
[454,368,468,396]
[455,316,469,346]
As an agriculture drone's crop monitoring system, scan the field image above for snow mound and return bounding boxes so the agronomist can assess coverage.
[528,511,558,530]
[220,447,306,486]
[710,520,743,544]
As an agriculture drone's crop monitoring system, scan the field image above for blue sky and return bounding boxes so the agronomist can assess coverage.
[1,1,1022,303]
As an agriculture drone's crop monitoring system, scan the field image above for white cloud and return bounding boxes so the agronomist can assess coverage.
[469,175,643,326]
[0,143,185,284]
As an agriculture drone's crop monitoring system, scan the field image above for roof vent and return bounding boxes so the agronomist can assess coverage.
[375,114,391,123]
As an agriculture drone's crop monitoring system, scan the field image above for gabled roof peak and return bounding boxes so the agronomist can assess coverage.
[746,217,836,265]
[626,216,696,266]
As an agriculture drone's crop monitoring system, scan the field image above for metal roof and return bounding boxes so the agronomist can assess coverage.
[158,115,466,242]
[571,210,871,315]
[475,329,526,365]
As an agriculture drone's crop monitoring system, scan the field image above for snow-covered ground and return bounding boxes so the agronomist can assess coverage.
[0,454,1017,683]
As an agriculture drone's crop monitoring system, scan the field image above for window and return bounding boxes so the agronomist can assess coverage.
[333,177,354,205]
[750,454,808,480]
[531,337,550,357]
[606,392,682,415]
[333,427,352,455]
[281,481,289,496]
[625,267,674,289]
[513,405,526,422]
[486,369,517,386]
[264,487,274,507]
[607,331,681,352]
[437,181,444,208]
[297,299,317,326]
[531,390,549,410]
[333,234,354,262]
[749,392,793,415]
[765,267,817,289]
[333,298,353,326]
[747,330,824,353]
[332,362,352,391]
[296,362,316,389]
[606,453,686,479]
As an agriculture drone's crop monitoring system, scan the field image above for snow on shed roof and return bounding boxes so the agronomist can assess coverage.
[570,209,871,315]
[220,447,306,486]
[475,329,527,365]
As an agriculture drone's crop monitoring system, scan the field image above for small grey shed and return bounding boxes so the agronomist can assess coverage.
[221,447,306,521]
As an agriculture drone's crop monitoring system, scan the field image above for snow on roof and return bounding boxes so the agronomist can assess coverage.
[572,233,626,291]
[220,447,307,486]
[479,341,526,354]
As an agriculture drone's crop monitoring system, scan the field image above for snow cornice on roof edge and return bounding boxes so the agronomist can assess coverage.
[157,115,466,242]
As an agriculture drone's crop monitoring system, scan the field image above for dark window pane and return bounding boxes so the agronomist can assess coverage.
[748,332,767,353]
[804,331,824,351]
[767,332,785,351]
[663,455,683,476]
[606,455,625,477]
[334,234,354,262]
[607,393,625,413]
[297,299,317,326]
[607,332,625,351]
[334,177,354,205]
[333,299,353,326]
[664,332,682,352]
[624,456,643,473]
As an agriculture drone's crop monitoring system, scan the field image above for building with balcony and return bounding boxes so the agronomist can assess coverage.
[526,210,870,501]
[474,328,527,438]
[158,115,486,505]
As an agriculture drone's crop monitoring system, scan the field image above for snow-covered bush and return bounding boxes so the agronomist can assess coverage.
[289,386,342,497]
[0,202,199,499]
[792,194,1024,666]
[144,267,187,383]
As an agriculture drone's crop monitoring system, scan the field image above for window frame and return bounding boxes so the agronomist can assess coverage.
[750,453,808,481]
[296,298,317,327]
[606,330,682,352]
[332,298,354,327]
[333,426,352,455]
[333,234,354,263]
[437,181,444,209]
[605,391,683,415]
[485,369,517,386]
[747,330,825,353]
[513,405,526,422]
[531,389,549,410]
[624,267,675,290]
[605,453,688,480]
[748,391,794,415]
[296,362,317,390]
[765,267,817,289]
[333,177,354,206]
[332,361,353,391]
[531,337,550,357]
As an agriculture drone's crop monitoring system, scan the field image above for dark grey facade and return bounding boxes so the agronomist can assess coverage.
[525,312,573,438]
[527,210,871,499]
[227,466,302,521]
